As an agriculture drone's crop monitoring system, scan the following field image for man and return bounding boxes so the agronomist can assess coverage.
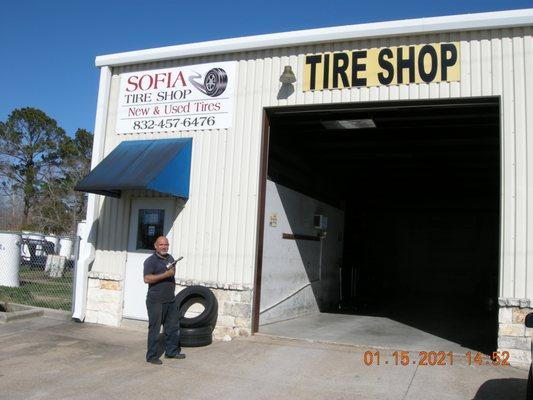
[143,235,185,365]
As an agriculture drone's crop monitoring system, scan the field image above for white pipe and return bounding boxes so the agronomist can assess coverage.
[72,66,111,321]
[259,282,312,315]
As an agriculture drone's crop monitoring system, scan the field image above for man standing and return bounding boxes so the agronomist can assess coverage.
[143,235,185,364]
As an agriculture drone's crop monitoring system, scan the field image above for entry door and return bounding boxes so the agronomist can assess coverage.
[123,198,175,320]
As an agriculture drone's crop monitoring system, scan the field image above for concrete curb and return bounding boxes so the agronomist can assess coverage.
[40,308,73,321]
[0,305,44,323]
[0,303,71,323]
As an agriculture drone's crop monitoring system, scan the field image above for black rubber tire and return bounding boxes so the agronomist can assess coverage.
[179,296,217,329]
[175,285,218,329]
[204,68,227,97]
[180,326,213,347]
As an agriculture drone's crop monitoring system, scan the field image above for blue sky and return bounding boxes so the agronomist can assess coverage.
[1,0,532,137]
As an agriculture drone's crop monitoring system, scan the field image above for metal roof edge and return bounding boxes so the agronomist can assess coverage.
[95,8,533,68]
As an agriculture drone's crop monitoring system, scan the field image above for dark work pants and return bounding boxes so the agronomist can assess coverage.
[146,297,180,361]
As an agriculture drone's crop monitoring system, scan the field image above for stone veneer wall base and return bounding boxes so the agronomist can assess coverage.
[84,273,253,340]
[498,299,533,369]
[85,272,123,327]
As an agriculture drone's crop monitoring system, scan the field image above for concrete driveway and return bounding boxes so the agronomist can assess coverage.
[0,314,528,400]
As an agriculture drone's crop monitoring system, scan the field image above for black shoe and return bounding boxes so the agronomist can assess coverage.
[147,358,162,365]
[165,353,186,359]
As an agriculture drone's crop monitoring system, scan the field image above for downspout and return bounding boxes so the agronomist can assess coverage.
[72,66,112,321]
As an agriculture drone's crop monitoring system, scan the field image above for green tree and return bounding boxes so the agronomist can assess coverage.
[34,179,72,233]
[32,128,93,234]
[0,108,66,225]
[60,128,93,231]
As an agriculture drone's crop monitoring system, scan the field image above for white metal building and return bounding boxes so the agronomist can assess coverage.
[74,9,533,365]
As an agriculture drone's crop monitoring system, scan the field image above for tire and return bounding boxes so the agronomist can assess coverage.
[204,68,227,97]
[175,285,218,329]
[180,326,213,347]
[179,296,218,329]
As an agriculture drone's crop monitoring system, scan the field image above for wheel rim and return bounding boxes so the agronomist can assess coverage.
[205,73,216,92]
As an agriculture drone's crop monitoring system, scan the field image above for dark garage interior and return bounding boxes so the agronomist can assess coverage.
[264,97,501,354]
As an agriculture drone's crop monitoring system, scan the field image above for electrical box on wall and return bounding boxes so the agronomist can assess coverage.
[314,214,328,230]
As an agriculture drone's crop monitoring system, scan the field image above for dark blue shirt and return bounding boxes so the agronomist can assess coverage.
[143,253,175,302]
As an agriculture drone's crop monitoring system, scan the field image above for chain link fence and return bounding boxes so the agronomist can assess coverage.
[0,231,80,311]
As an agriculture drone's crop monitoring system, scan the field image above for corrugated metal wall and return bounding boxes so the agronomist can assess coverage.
[92,27,533,299]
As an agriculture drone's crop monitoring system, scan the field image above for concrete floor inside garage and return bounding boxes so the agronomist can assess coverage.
[259,311,485,354]
[259,97,501,355]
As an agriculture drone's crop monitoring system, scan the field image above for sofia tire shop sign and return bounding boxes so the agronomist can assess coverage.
[116,61,236,134]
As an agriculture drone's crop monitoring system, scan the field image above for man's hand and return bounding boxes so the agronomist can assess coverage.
[144,268,175,284]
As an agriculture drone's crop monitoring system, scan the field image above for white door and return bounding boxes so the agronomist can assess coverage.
[123,198,176,320]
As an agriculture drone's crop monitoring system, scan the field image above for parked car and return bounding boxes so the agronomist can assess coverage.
[21,238,56,269]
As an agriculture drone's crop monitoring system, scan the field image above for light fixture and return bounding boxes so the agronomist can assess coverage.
[321,119,376,130]
[279,65,296,84]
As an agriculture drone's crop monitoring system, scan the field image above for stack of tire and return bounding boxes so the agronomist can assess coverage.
[175,285,218,347]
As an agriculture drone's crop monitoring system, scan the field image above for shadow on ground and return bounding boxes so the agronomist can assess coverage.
[472,378,527,400]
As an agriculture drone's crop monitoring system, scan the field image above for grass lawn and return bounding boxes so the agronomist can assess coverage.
[0,265,73,311]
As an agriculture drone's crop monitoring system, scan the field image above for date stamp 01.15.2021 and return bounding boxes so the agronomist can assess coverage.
[363,350,510,367]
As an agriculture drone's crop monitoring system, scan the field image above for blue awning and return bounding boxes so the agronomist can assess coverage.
[75,138,192,198]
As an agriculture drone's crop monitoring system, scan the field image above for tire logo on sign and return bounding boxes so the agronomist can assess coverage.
[188,68,228,97]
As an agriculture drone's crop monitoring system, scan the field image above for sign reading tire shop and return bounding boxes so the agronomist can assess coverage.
[303,42,460,91]
[116,61,236,134]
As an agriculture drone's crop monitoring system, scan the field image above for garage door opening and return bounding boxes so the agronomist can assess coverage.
[255,97,500,354]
